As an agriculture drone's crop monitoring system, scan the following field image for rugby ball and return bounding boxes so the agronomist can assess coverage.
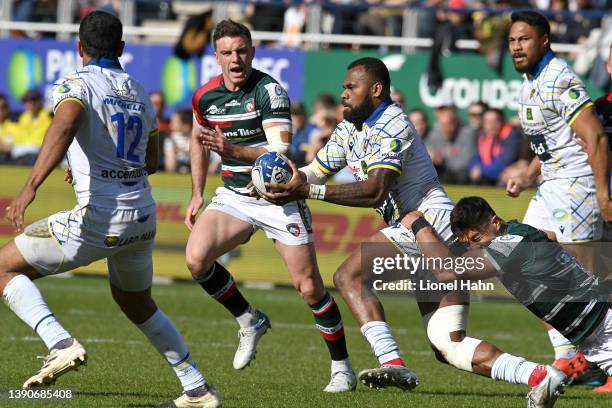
[251,152,293,195]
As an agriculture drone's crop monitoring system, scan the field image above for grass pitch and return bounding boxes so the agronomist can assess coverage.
[0,276,608,407]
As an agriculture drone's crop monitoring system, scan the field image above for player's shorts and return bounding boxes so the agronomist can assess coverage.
[15,204,157,292]
[580,308,612,376]
[523,176,602,243]
[380,207,454,254]
[205,187,314,245]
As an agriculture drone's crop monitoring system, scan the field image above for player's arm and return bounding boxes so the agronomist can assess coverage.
[145,129,159,175]
[263,159,398,207]
[402,212,498,282]
[506,155,540,197]
[571,106,612,219]
[6,100,84,231]
[185,116,210,230]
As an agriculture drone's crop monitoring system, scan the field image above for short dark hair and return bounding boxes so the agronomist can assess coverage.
[79,11,123,59]
[484,107,505,121]
[450,197,497,235]
[176,109,193,126]
[347,57,391,97]
[510,11,550,38]
[213,20,252,49]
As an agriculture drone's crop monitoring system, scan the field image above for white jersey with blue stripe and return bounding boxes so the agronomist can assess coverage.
[313,99,453,224]
[52,58,157,210]
[517,51,594,180]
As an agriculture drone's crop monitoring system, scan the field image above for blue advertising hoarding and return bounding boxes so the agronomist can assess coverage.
[0,38,304,113]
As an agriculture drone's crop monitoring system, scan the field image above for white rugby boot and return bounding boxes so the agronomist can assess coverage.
[527,365,569,408]
[233,311,271,369]
[160,384,222,408]
[23,338,87,388]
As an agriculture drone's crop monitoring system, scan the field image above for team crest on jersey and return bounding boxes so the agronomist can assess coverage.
[555,250,573,266]
[526,108,533,121]
[111,81,136,101]
[244,98,255,112]
[286,223,301,237]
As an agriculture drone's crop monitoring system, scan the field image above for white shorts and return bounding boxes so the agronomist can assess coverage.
[523,177,602,243]
[579,308,612,376]
[381,207,454,254]
[205,187,314,245]
[15,204,157,292]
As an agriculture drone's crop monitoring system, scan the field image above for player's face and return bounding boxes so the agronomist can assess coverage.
[215,36,254,91]
[341,67,376,128]
[508,22,549,74]
[458,217,502,249]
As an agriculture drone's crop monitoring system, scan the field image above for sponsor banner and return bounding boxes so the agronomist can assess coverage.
[304,50,604,121]
[0,38,303,113]
[0,166,532,287]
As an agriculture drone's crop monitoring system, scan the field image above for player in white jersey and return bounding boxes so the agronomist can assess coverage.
[262,58,563,406]
[0,11,220,408]
[505,11,612,387]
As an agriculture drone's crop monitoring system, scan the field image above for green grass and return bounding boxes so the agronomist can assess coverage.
[0,276,608,407]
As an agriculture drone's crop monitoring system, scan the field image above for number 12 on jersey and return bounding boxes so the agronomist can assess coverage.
[111,112,143,162]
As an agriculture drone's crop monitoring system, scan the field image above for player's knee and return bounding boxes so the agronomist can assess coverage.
[295,278,320,303]
[429,344,450,365]
[185,248,213,277]
[425,305,480,372]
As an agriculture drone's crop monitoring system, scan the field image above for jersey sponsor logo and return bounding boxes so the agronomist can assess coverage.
[206,104,226,115]
[57,84,71,94]
[264,83,289,109]
[488,234,523,257]
[521,105,545,126]
[568,89,580,100]
[560,87,590,114]
[526,108,533,120]
[361,160,368,174]
[225,99,241,107]
[103,96,145,112]
[104,230,155,247]
[286,223,301,237]
[390,139,402,153]
[552,208,569,221]
[244,97,255,112]
[101,168,147,179]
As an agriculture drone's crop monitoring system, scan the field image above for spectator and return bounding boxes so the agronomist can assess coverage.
[163,109,191,173]
[466,101,488,134]
[408,108,431,140]
[282,3,307,47]
[290,101,316,167]
[468,108,522,185]
[11,89,51,165]
[150,91,170,133]
[305,108,337,163]
[0,94,19,163]
[390,88,406,109]
[426,104,477,184]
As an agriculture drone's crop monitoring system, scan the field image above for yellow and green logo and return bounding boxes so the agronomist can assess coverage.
[7,48,43,101]
[390,139,402,153]
[568,89,579,100]
[161,57,197,106]
[526,108,533,121]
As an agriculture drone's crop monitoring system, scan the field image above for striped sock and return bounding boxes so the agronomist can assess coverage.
[137,309,206,391]
[195,262,250,317]
[310,292,349,361]
[360,321,403,365]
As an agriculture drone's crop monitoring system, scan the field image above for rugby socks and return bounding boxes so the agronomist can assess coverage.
[491,353,542,386]
[195,261,252,322]
[360,321,404,366]
[2,274,71,349]
[310,292,349,361]
[547,328,577,359]
[137,309,206,391]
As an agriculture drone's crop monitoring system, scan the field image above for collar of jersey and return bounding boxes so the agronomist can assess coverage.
[529,50,554,79]
[363,97,393,128]
[87,57,123,70]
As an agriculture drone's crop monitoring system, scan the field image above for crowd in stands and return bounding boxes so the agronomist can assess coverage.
[0,86,532,186]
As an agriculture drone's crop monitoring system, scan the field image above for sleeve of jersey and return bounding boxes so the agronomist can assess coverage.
[367,120,413,174]
[258,81,291,126]
[191,91,208,129]
[555,74,593,126]
[314,127,347,176]
[52,76,87,113]
[483,234,524,273]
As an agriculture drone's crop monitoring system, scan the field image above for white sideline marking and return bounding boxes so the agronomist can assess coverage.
[6,336,142,345]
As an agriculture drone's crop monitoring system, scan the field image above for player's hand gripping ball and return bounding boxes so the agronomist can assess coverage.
[251,152,293,195]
